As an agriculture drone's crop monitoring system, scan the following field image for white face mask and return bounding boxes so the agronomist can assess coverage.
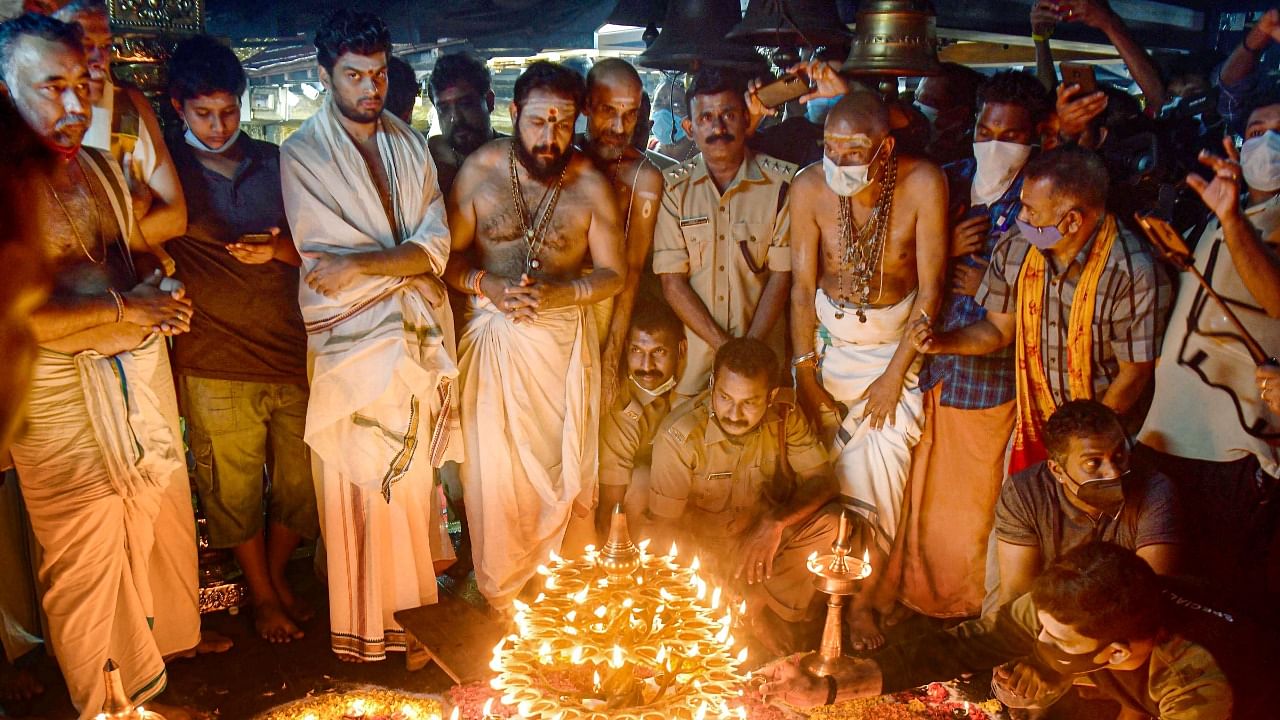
[915,101,940,126]
[184,126,241,155]
[823,143,882,197]
[1241,130,1280,193]
[630,373,677,398]
[971,139,1032,206]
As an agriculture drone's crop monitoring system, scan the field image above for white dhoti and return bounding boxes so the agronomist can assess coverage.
[283,98,462,660]
[139,346,200,658]
[816,289,924,553]
[9,338,183,718]
[459,297,599,611]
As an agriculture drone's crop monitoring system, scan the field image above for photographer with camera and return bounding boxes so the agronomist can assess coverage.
[1138,101,1280,617]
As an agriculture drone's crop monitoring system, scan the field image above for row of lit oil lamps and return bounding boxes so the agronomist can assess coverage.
[486,541,755,720]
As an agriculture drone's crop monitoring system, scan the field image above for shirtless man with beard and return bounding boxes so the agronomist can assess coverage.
[578,58,664,409]
[444,60,625,614]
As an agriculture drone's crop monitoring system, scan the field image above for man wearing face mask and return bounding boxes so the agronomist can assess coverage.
[991,400,1181,610]
[162,36,315,646]
[1137,102,1280,615]
[913,62,985,166]
[787,91,947,650]
[654,68,796,399]
[651,77,695,161]
[647,338,842,653]
[597,301,685,537]
[910,145,1172,473]
[888,72,1052,622]
[759,542,1249,720]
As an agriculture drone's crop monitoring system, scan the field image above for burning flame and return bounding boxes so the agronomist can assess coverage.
[611,645,624,668]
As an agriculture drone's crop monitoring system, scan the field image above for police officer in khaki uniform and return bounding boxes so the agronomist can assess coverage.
[647,338,844,650]
[653,68,796,398]
[597,302,686,537]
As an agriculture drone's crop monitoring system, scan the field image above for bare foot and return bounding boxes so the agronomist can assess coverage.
[272,581,315,624]
[336,653,375,663]
[879,602,913,628]
[196,630,234,655]
[255,602,304,643]
[0,663,43,701]
[847,607,885,652]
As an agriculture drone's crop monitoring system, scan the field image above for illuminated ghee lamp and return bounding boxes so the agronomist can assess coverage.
[488,507,748,719]
[800,511,871,680]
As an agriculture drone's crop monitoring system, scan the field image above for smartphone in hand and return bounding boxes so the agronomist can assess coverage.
[1059,62,1098,94]
[756,73,812,109]
[237,232,275,245]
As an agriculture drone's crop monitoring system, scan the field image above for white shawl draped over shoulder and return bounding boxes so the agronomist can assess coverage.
[281,100,462,498]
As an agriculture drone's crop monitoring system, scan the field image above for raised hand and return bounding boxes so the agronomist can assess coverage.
[1186,136,1245,223]
[1055,82,1108,141]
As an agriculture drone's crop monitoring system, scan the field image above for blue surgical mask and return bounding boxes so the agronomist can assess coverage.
[806,95,841,125]
[651,108,686,145]
[184,126,241,154]
[1016,211,1072,250]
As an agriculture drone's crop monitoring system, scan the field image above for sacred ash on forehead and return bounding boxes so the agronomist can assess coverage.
[522,97,577,121]
[825,132,875,149]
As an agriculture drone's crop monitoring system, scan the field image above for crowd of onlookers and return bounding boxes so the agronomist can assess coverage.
[0,1,1278,718]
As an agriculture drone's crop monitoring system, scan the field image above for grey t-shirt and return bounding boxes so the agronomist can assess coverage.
[994,463,1182,563]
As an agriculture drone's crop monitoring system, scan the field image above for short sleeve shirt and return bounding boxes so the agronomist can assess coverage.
[652,151,796,394]
[977,218,1173,406]
[994,463,1182,563]
[647,392,828,540]
[599,386,676,487]
[166,136,308,384]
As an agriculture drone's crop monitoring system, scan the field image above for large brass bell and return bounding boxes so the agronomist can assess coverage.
[727,0,851,48]
[842,0,941,77]
[638,0,765,73]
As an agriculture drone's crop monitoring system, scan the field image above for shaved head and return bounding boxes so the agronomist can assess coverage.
[586,57,641,94]
[584,57,643,161]
[826,92,890,138]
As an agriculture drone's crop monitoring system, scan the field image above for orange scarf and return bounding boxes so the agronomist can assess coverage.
[1009,214,1118,473]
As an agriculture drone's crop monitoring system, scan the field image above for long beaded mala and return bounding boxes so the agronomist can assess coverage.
[508,142,568,273]
[835,155,897,322]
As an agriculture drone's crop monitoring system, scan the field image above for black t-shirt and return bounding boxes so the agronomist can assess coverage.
[166,136,307,384]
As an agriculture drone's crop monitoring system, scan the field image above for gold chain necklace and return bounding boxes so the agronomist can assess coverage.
[44,164,105,265]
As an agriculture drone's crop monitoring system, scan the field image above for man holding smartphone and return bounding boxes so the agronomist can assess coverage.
[163,36,316,645]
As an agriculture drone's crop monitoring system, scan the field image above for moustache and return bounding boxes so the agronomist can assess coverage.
[55,114,89,131]
[706,133,736,144]
[634,370,661,379]
[531,145,562,158]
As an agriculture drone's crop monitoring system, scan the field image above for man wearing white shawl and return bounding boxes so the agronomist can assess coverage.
[788,93,946,651]
[444,61,625,614]
[280,9,460,662]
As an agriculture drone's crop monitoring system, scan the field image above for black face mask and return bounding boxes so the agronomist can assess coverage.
[1033,638,1113,676]
[1064,468,1130,514]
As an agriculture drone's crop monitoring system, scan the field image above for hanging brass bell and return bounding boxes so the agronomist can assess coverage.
[727,0,851,48]
[842,0,941,77]
[638,0,766,73]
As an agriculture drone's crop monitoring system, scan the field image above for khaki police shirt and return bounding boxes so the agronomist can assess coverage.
[652,151,797,395]
[648,391,828,540]
[599,383,677,488]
